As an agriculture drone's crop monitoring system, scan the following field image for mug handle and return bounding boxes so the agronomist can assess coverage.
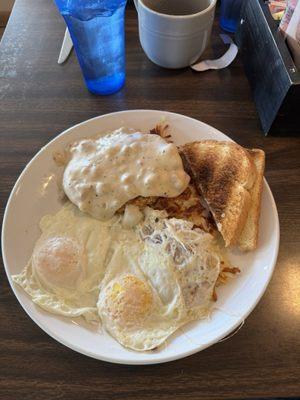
[133,0,139,13]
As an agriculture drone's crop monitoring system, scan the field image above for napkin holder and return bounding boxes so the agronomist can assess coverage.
[235,0,300,135]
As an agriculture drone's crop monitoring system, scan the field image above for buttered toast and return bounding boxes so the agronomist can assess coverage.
[238,149,265,250]
[181,140,265,250]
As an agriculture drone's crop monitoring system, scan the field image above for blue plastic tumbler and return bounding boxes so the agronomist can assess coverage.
[54,0,127,95]
[220,0,243,33]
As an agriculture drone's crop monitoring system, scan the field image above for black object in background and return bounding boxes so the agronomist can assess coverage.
[236,0,300,135]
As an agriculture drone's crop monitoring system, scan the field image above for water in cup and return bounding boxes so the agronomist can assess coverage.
[55,0,127,95]
[220,0,243,33]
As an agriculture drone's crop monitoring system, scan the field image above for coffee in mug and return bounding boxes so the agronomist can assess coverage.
[143,0,211,16]
[134,0,217,68]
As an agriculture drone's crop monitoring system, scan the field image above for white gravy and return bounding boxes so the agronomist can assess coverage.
[63,128,190,220]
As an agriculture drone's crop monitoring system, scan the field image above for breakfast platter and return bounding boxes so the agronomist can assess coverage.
[1,110,279,364]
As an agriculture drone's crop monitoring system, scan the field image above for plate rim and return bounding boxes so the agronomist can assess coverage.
[1,109,280,365]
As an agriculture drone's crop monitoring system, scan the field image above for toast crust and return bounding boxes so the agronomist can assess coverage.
[181,140,264,248]
[238,149,265,250]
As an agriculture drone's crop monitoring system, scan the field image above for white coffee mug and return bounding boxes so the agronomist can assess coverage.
[134,0,217,69]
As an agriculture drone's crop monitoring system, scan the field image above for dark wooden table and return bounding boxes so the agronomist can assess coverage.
[1,0,299,399]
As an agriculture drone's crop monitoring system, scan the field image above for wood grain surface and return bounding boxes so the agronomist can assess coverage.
[0,0,299,399]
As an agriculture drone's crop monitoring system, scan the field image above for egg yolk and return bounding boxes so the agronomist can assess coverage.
[32,236,84,289]
[104,275,153,327]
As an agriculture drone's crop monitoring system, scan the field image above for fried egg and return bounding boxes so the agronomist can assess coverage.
[97,208,223,351]
[12,202,113,322]
[97,239,188,351]
[139,209,222,319]
[13,202,228,351]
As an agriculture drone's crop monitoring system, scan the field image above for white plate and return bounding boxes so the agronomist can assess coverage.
[2,110,279,365]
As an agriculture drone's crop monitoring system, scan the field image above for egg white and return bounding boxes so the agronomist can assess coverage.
[97,239,189,351]
[139,209,222,320]
[13,202,114,322]
[13,203,225,351]
[97,208,223,351]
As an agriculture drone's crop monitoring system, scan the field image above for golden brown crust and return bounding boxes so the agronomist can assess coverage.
[117,182,216,234]
[153,182,216,233]
[117,196,158,212]
[181,140,260,247]
[238,149,265,250]
[116,128,216,234]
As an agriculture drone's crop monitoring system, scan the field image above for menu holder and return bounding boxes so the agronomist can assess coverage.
[235,0,300,135]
